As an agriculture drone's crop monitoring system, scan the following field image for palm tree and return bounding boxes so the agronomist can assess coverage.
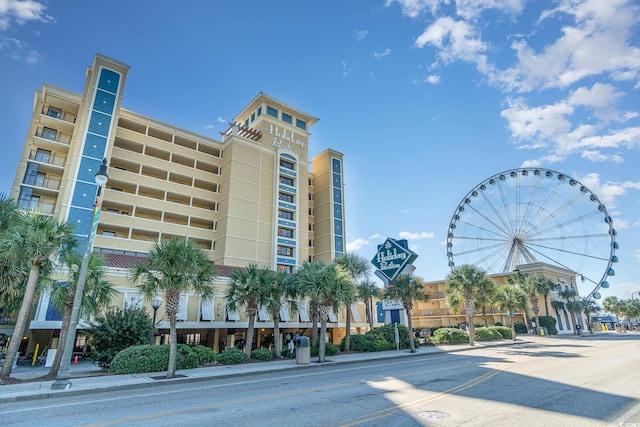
[358,279,382,330]
[0,197,28,320]
[264,270,298,358]
[495,284,527,340]
[0,212,77,382]
[603,296,623,327]
[383,274,428,353]
[520,275,542,334]
[474,279,497,327]
[296,261,352,362]
[536,277,557,317]
[582,299,600,334]
[445,264,492,346]
[335,253,370,351]
[559,288,581,335]
[46,251,115,378]
[131,238,217,379]
[225,263,274,356]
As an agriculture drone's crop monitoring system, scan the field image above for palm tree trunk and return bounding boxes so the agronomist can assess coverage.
[544,295,550,317]
[1,266,39,381]
[319,316,327,363]
[344,309,351,351]
[466,297,475,346]
[511,312,516,341]
[245,311,256,356]
[482,307,488,327]
[407,308,415,353]
[167,316,177,379]
[368,297,374,330]
[311,308,319,347]
[273,314,281,358]
[47,303,73,378]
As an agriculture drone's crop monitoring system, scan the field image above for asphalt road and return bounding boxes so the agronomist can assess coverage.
[1,334,638,426]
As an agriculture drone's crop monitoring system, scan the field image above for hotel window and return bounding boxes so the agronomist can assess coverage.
[279,176,294,186]
[41,127,58,141]
[46,106,62,119]
[277,264,293,273]
[278,192,294,203]
[257,106,262,116]
[245,119,249,128]
[251,113,255,122]
[282,112,292,124]
[278,210,294,220]
[102,231,116,237]
[278,227,294,238]
[280,159,295,170]
[267,106,278,118]
[296,119,306,130]
[277,245,294,257]
[34,149,51,163]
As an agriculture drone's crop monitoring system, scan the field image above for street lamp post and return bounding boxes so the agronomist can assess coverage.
[149,296,163,345]
[52,159,108,390]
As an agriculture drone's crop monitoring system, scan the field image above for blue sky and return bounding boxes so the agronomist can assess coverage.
[1,1,639,304]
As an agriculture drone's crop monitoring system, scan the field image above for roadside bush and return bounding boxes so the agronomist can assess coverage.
[367,324,414,350]
[193,345,217,365]
[538,316,558,335]
[88,307,152,368]
[341,334,375,352]
[514,322,528,334]
[217,347,249,365]
[109,344,198,374]
[491,326,512,339]
[475,327,503,341]
[251,348,273,361]
[311,342,339,357]
[431,327,469,344]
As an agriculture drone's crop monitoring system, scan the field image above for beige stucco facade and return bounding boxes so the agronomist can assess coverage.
[9,54,375,355]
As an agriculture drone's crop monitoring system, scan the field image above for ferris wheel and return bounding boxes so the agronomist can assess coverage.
[446,168,618,300]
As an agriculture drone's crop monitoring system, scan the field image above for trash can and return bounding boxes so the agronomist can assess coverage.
[295,336,310,365]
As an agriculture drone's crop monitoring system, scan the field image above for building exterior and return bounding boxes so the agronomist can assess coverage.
[408,262,586,335]
[9,54,371,356]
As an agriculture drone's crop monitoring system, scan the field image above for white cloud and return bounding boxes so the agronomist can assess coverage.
[355,29,368,41]
[575,173,640,209]
[0,0,55,30]
[346,238,369,251]
[580,150,624,163]
[500,0,640,92]
[385,0,441,18]
[398,231,435,240]
[372,48,391,60]
[368,233,382,240]
[634,249,640,262]
[217,117,226,123]
[426,74,440,84]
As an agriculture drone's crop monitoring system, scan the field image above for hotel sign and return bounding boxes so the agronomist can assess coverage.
[371,238,417,282]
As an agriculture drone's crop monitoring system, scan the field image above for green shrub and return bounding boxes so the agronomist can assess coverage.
[491,326,512,339]
[281,348,295,358]
[374,339,394,351]
[475,327,503,341]
[193,345,217,365]
[217,347,249,365]
[177,344,200,369]
[538,316,558,335]
[311,342,339,357]
[431,327,469,344]
[109,344,201,374]
[88,307,152,368]
[514,322,528,333]
[341,334,375,352]
[366,324,413,350]
[251,348,273,361]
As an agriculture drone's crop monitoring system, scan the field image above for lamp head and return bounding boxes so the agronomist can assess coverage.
[151,296,163,309]
[95,158,109,188]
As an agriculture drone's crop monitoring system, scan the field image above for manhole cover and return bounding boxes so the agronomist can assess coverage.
[418,411,450,419]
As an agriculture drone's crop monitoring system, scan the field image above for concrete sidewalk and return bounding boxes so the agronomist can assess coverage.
[0,334,597,403]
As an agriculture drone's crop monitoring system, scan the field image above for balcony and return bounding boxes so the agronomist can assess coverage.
[22,174,61,192]
[40,106,77,132]
[17,198,55,215]
[28,150,67,172]
[34,127,71,150]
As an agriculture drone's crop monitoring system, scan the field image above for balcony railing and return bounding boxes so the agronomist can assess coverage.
[17,198,55,214]
[41,106,77,124]
[28,150,67,167]
[35,127,71,145]
[22,175,61,191]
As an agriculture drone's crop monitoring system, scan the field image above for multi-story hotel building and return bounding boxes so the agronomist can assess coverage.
[9,54,371,355]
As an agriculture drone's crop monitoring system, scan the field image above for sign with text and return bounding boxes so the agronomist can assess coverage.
[371,238,417,282]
